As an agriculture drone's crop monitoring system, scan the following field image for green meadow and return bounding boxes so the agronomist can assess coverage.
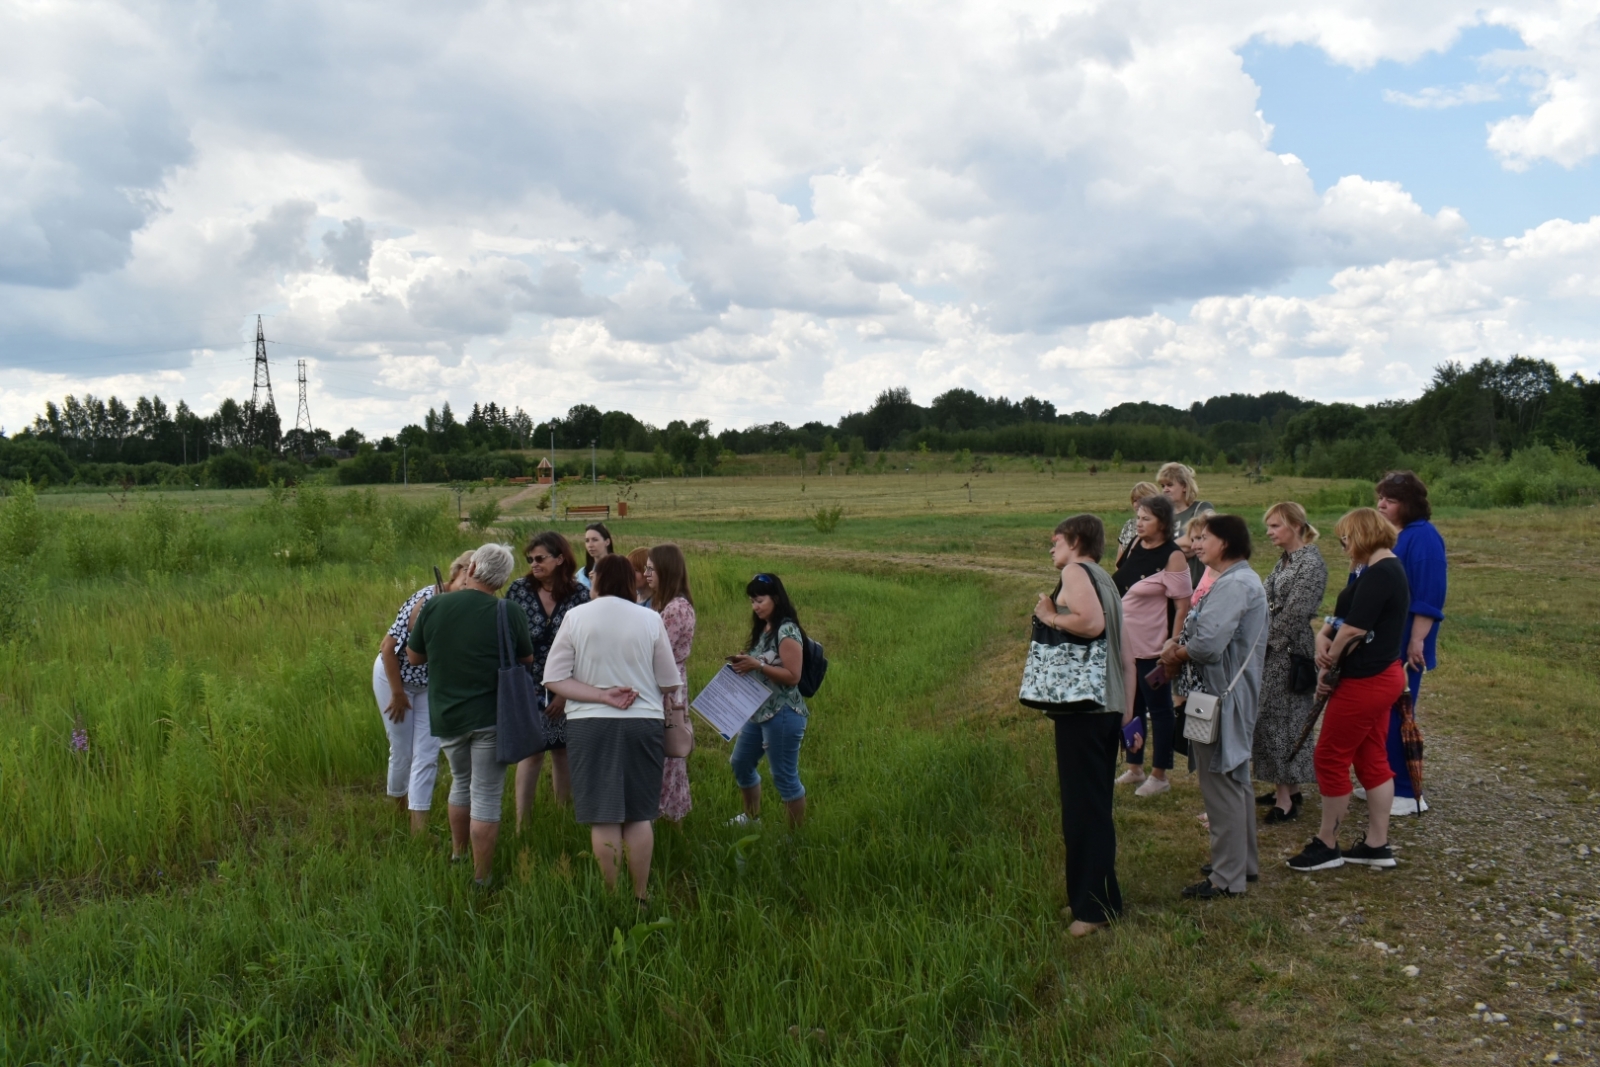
[0,477,1594,1065]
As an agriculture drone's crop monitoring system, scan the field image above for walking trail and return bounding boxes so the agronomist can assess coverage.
[703,537,1599,1065]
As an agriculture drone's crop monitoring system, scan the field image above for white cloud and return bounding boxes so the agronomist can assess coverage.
[1485,3,1600,169]
[1384,83,1504,108]
[0,0,1596,437]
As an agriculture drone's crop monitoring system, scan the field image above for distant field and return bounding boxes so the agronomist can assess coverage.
[2,479,1595,1064]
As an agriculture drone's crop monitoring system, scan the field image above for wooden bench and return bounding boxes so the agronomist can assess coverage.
[564,504,611,521]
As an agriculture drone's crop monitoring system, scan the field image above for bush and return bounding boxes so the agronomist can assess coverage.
[208,451,258,489]
[1431,445,1600,507]
[811,505,843,533]
[466,496,502,534]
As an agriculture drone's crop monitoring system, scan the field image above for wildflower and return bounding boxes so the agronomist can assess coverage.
[71,716,89,753]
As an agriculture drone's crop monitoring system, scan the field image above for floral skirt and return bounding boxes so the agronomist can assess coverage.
[659,756,692,821]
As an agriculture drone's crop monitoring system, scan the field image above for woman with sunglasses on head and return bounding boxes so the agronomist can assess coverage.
[577,522,615,591]
[503,531,590,830]
[646,545,696,823]
[727,573,809,828]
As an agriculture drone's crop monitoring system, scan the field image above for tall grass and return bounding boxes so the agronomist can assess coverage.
[0,494,1445,1064]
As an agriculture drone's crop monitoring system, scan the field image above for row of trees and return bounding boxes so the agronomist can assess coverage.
[5,355,1596,488]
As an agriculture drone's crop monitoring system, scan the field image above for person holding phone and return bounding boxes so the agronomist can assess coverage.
[1112,494,1192,796]
[727,573,809,828]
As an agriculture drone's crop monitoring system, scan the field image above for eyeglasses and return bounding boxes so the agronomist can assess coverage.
[526,554,556,565]
[644,564,656,574]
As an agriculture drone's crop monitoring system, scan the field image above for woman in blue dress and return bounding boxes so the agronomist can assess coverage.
[1374,471,1447,816]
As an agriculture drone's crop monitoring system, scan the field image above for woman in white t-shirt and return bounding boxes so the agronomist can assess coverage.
[544,554,682,903]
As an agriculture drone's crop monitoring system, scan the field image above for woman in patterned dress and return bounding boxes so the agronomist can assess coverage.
[504,531,590,830]
[374,551,474,834]
[1251,502,1328,823]
[646,544,696,822]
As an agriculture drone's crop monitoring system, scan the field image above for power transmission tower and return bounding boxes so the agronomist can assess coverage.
[295,360,312,439]
[249,315,277,446]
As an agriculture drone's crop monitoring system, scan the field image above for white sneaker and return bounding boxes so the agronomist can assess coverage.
[726,812,760,827]
[1390,795,1429,816]
[1116,769,1147,785]
[1135,776,1171,797]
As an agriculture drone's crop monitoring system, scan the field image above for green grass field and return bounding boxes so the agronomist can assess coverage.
[1,478,1595,1064]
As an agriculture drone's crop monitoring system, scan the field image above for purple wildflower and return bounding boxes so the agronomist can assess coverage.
[71,716,89,753]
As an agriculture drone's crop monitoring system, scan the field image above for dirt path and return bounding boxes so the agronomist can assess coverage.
[1291,711,1600,1065]
[703,537,1599,1064]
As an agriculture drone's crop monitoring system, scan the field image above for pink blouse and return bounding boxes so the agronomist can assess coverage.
[1120,568,1194,659]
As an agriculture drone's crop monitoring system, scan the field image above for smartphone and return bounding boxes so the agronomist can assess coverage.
[1143,663,1168,689]
[433,565,444,592]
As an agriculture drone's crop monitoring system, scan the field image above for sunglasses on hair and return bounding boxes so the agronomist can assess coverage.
[751,573,775,583]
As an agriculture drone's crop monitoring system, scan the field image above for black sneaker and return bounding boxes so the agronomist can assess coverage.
[1287,836,1344,871]
[1200,863,1258,883]
[1343,835,1397,868]
[1257,791,1302,806]
[1181,879,1243,899]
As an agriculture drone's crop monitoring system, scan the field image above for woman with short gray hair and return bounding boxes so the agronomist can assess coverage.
[408,543,534,887]
[1158,514,1267,899]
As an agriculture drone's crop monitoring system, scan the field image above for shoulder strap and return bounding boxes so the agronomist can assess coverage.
[497,598,513,670]
[1222,606,1266,697]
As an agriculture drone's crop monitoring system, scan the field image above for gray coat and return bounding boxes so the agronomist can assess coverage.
[1183,559,1269,783]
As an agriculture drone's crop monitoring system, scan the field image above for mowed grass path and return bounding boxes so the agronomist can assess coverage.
[6,489,1589,1064]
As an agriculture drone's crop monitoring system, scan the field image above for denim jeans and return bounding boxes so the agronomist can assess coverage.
[1125,657,1176,771]
[730,706,807,802]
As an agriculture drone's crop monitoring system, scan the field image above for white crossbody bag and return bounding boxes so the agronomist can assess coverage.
[1182,627,1265,746]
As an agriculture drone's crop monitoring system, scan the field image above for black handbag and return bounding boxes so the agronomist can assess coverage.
[1288,653,1317,694]
[495,599,546,764]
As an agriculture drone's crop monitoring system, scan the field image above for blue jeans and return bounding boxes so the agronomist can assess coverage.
[730,707,807,802]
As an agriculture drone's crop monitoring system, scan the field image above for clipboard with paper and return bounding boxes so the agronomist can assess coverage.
[690,664,773,740]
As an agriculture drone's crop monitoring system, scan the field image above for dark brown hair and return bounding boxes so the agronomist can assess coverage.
[1375,470,1431,524]
[1053,514,1106,562]
[523,531,580,602]
[1136,493,1175,539]
[1205,514,1252,561]
[582,522,615,578]
[592,553,636,600]
[648,543,693,611]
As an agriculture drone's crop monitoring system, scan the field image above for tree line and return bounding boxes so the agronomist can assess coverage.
[2,355,1596,488]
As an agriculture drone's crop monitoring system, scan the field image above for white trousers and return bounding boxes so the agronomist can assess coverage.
[372,655,442,811]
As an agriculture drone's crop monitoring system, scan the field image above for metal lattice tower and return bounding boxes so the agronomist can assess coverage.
[250,315,276,415]
[294,360,312,437]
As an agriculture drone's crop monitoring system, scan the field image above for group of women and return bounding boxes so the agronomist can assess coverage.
[373,522,812,899]
[1033,464,1447,934]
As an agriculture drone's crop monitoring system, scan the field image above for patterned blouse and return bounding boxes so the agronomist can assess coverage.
[503,577,590,681]
[1265,544,1328,659]
[659,596,696,693]
[751,619,807,723]
[387,585,436,690]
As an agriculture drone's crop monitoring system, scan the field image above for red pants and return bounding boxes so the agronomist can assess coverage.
[1314,662,1405,798]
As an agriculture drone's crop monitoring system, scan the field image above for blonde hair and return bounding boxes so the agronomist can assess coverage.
[1157,462,1199,505]
[446,551,475,582]
[1185,509,1214,536]
[1129,481,1159,507]
[1334,508,1396,561]
[1264,502,1319,545]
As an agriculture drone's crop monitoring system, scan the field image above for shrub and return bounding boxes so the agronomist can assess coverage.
[466,496,502,534]
[811,505,843,533]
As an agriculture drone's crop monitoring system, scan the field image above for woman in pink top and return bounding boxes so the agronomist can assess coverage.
[1111,493,1194,796]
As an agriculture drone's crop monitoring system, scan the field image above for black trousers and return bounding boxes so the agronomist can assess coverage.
[1052,713,1124,924]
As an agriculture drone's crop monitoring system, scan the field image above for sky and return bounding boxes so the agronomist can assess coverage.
[2,0,1599,438]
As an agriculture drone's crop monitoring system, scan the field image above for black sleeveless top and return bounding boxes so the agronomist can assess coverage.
[1113,539,1180,596]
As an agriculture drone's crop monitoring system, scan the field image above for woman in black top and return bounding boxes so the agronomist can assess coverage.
[504,531,591,830]
[1288,508,1411,873]
[1111,492,1191,793]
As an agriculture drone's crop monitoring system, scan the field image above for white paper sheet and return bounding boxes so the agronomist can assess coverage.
[690,664,773,740]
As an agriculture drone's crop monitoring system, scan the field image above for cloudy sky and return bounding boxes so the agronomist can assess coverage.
[2,0,1598,437]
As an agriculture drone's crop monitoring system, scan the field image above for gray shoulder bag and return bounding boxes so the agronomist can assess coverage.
[1182,623,1265,746]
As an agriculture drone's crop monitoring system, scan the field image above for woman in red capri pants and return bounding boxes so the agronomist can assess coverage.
[1288,508,1410,872]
